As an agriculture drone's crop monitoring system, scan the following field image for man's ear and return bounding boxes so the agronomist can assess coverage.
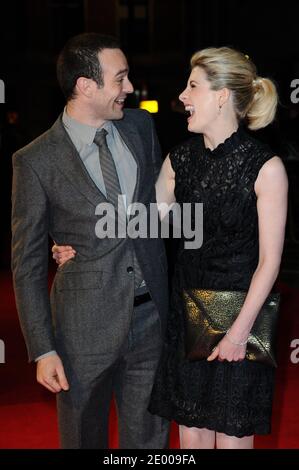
[75,77,95,98]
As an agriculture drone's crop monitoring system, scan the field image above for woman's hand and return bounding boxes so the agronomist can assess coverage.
[52,244,76,266]
[207,334,247,362]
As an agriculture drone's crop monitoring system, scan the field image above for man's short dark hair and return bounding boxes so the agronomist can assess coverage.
[57,33,120,101]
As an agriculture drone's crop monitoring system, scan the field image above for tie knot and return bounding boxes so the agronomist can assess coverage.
[94,128,108,147]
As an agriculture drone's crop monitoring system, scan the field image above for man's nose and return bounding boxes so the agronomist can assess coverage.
[125,78,134,94]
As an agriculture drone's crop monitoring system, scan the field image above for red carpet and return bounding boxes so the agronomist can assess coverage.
[0,271,298,448]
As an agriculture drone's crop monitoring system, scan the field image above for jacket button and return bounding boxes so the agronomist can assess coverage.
[127,266,134,274]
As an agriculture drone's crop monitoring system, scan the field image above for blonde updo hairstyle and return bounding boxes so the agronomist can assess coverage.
[190,47,278,130]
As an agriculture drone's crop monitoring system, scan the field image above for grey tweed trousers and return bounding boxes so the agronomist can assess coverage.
[56,299,169,449]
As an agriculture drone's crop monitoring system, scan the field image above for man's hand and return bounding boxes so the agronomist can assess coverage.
[37,354,70,393]
[52,244,76,266]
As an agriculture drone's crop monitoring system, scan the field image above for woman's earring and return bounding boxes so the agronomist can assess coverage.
[218,104,222,115]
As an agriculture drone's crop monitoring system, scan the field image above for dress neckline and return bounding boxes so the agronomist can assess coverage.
[200,126,245,158]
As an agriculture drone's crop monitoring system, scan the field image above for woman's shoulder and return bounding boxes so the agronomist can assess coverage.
[169,135,202,171]
[243,128,276,158]
[237,128,281,187]
[170,134,202,154]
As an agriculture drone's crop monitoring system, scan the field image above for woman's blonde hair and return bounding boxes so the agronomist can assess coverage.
[190,47,278,130]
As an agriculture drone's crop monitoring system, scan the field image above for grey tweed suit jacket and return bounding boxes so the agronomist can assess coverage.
[11,109,168,362]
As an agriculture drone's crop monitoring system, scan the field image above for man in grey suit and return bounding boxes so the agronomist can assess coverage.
[11,33,169,449]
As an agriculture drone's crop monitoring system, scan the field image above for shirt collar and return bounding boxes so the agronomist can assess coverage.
[62,108,113,145]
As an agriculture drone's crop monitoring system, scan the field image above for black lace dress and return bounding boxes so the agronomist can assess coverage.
[149,127,277,437]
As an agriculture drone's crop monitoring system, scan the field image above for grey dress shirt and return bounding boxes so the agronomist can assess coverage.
[62,108,137,208]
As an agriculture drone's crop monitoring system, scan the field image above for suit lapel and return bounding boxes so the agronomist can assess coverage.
[49,114,148,207]
[49,116,107,207]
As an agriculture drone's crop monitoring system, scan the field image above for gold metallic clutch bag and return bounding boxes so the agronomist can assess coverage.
[182,289,280,367]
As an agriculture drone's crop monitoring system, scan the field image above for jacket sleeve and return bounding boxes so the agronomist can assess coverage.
[11,153,55,361]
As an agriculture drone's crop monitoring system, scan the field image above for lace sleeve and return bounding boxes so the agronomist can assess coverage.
[249,140,277,189]
[169,138,197,183]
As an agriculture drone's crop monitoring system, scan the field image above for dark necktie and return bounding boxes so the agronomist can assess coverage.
[94,128,144,290]
[94,128,121,206]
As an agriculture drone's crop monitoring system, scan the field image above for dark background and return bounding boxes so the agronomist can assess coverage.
[0,0,298,282]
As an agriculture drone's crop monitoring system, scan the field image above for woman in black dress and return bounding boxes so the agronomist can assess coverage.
[149,47,288,448]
